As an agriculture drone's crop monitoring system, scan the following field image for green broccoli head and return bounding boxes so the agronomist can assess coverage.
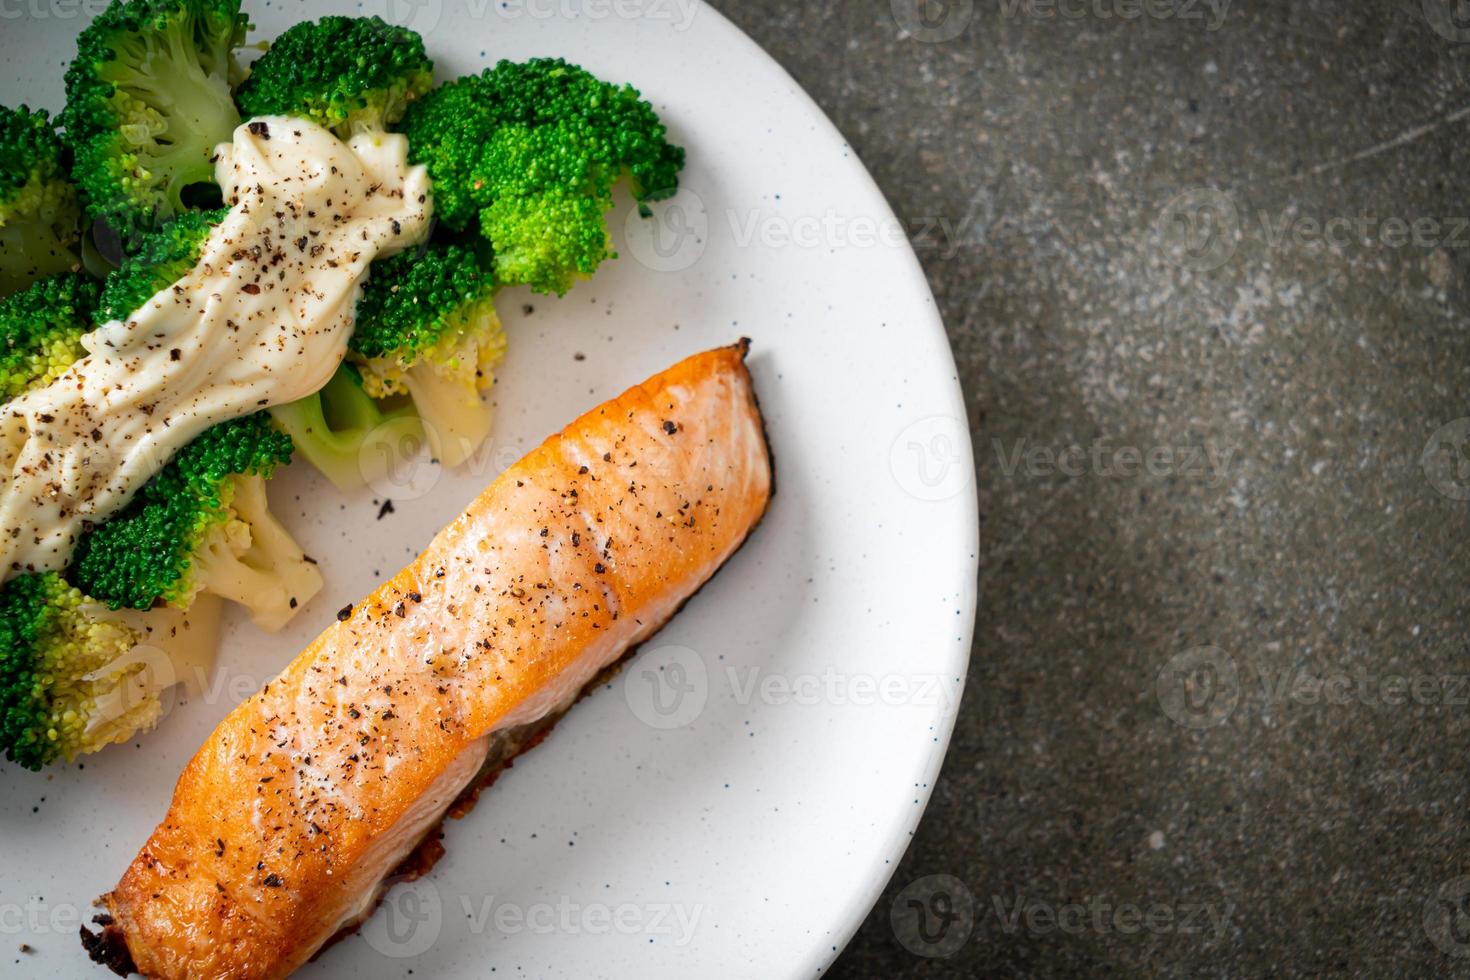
[400,58,685,295]
[61,0,248,247]
[236,16,434,140]
[0,571,219,769]
[96,206,225,322]
[0,104,82,297]
[0,273,99,402]
[71,413,322,631]
[268,362,425,492]
[348,243,506,466]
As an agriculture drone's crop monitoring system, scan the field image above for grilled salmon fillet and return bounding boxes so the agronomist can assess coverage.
[82,342,772,979]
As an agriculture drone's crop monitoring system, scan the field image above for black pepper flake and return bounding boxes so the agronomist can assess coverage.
[594,563,606,574]
[571,532,580,546]
[578,465,589,474]
[663,420,678,434]
[336,605,353,621]
[539,528,549,537]
[242,283,261,295]
[169,348,181,361]
[262,873,283,888]
[377,500,395,520]
[248,120,271,139]
[394,602,406,618]
[407,592,421,603]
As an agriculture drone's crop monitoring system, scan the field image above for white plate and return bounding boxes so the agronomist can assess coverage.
[0,4,977,977]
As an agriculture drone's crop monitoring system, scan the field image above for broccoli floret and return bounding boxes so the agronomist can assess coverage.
[96,207,225,322]
[347,244,506,466]
[400,58,685,295]
[0,104,82,297]
[0,273,99,402]
[267,363,424,492]
[61,0,248,246]
[236,16,433,139]
[72,413,322,632]
[0,571,220,770]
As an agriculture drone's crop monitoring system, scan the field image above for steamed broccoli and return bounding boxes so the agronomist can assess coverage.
[346,243,506,467]
[96,207,225,322]
[236,16,433,139]
[0,570,220,770]
[0,104,82,296]
[266,362,424,492]
[61,0,248,246]
[72,413,322,632]
[0,273,99,401]
[400,58,685,295]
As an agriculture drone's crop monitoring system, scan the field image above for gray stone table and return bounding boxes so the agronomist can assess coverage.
[705,1,1470,975]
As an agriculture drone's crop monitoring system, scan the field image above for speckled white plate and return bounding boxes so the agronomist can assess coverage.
[0,3,977,977]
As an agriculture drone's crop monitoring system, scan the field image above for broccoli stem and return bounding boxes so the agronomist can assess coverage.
[81,595,222,743]
[190,475,322,632]
[399,360,495,469]
[268,365,425,492]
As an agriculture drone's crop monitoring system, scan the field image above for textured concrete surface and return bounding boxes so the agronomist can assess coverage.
[706,1,1470,975]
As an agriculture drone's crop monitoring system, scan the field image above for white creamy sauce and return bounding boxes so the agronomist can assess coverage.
[0,116,432,578]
